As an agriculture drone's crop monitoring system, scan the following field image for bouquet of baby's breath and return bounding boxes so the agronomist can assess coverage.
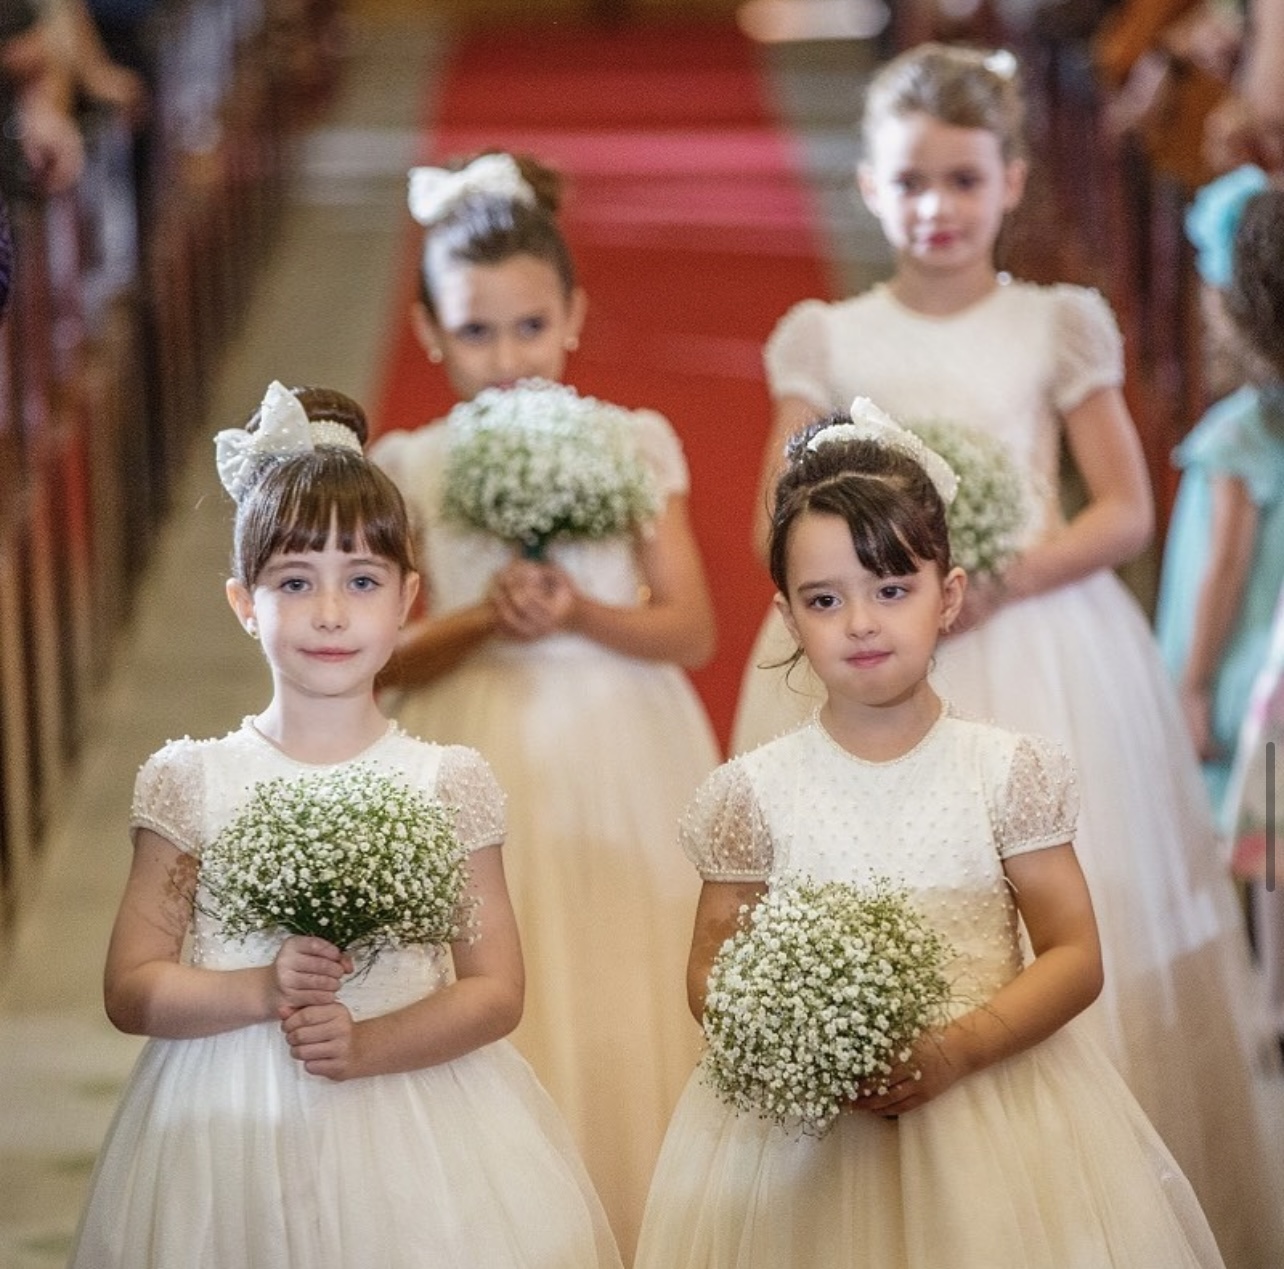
[200,765,474,954]
[906,419,1031,579]
[701,875,954,1135]
[441,378,660,559]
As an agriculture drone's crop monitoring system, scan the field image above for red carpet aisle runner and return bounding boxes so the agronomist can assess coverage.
[373,21,832,750]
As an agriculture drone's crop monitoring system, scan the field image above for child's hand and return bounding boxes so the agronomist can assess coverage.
[273,936,352,1012]
[280,1001,360,1081]
[1179,681,1218,761]
[849,1032,964,1117]
[490,560,568,640]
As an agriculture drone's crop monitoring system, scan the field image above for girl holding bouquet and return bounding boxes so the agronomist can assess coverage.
[70,383,622,1269]
[369,151,719,1258]
[732,42,1282,1262]
[635,405,1224,1268]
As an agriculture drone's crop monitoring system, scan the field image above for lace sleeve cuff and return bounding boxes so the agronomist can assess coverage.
[130,741,206,857]
[994,733,1079,859]
[1050,286,1124,416]
[436,745,506,852]
[680,760,775,880]
[764,300,836,410]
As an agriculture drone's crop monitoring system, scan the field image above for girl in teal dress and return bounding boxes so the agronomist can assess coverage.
[1156,169,1284,822]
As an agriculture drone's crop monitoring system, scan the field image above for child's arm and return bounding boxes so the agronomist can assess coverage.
[378,601,499,691]
[279,844,524,1080]
[686,879,768,1023]
[501,492,717,668]
[1178,473,1258,758]
[104,829,345,1038]
[1002,387,1154,604]
[857,842,1102,1116]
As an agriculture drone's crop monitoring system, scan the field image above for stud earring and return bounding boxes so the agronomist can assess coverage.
[428,347,443,364]
[564,336,579,352]
[246,620,259,640]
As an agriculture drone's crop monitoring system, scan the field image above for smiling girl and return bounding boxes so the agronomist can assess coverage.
[69,382,621,1268]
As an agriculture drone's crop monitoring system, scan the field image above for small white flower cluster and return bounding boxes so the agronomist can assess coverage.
[441,379,660,558]
[200,765,474,954]
[701,875,954,1135]
[907,419,1031,579]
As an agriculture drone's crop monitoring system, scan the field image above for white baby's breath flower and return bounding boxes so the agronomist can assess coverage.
[441,379,660,558]
[701,876,954,1135]
[200,765,474,955]
[905,419,1031,579]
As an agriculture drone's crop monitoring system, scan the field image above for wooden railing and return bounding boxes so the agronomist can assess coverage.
[0,0,337,940]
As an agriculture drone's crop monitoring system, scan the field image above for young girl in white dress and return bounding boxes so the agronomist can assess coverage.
[368,152,720,1259]
[69,382,622,1269]
[636,403,1224,1269]
[731,43,1282,1264]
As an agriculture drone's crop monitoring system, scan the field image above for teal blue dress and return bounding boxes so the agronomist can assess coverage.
[1156,384,1284,825]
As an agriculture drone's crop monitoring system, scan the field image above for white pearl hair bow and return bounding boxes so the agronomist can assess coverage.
[214,380,362,502]
[806,397,959,506]
[408,153,536,227]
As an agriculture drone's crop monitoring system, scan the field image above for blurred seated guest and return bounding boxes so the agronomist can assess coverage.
[1205,0,1284,170]
[0,0,83,196]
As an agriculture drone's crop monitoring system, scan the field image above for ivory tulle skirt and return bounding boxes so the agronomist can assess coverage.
[71,1022,621,1268]
[393,636,718,1259]
[636,1025,1223,1268]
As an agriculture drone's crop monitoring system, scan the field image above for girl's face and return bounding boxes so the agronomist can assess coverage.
[858,112,1025,277]
[414,253,587,401]
[227,535,419,706]
[776,511,964,715]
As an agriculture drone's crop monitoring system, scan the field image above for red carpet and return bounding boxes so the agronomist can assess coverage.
[373,21,832,750]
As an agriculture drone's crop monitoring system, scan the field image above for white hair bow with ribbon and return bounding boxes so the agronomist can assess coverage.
[806,396,959,505]
[408,153,536,227]
[214,381,360,501]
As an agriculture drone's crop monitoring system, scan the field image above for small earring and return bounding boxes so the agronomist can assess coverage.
[563,335,579,352]
[427,347,443,364]
[246,620,259,640]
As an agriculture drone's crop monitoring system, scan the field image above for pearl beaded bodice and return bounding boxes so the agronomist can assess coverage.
[682,711,1078,1015]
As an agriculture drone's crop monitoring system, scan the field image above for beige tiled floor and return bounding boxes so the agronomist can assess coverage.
[0,15,442,1265]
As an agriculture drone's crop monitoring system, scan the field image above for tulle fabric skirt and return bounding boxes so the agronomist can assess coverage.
[731,571,1284,1265]
[635,1026,1224,1268]
[392,638,718,1259]
[70,1025,621,1268]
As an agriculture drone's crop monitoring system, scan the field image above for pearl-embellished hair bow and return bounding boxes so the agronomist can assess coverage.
[408,153,536,227]
[806,397,959,505]
[214,381,362,502]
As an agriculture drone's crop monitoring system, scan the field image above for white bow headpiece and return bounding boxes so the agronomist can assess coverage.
[408,154,536,227]
[807,397,959,505]
[214,381,362,502]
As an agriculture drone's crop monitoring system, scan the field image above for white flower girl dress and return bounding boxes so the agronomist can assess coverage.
[70,723,622,1268]
[636,710,1224,1268]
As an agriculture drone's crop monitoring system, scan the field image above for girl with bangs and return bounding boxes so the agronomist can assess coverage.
[69,383,622,1269]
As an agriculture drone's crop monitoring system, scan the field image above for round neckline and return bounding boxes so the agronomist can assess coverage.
[809,701,950,767]
[243,716,399,768]
[876,274,1011,323]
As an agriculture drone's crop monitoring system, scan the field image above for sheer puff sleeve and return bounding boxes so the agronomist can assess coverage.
[680,760,775,882]
[993,734,1080,860]
[436,745,506,852]
[763,299,837,412]
[130,740,206,857]
[1049,285,1125,417]
[632,408,691,501]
